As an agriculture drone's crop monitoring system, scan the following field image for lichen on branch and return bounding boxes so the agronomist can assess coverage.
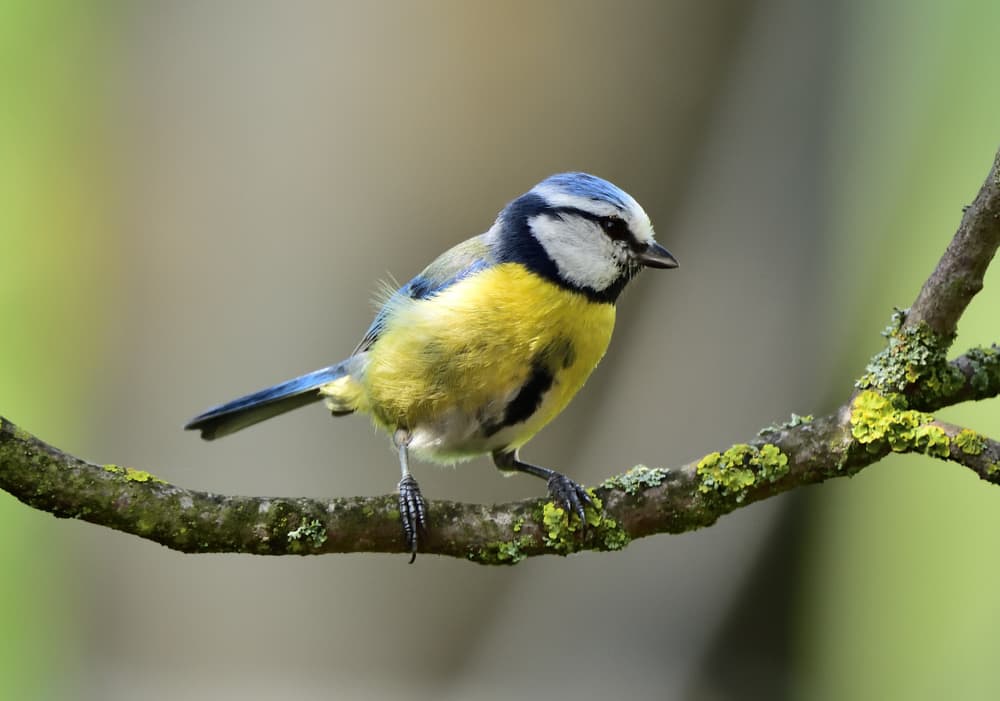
[2,148,1000,563]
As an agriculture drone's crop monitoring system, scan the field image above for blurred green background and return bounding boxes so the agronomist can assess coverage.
[1,1,998,699]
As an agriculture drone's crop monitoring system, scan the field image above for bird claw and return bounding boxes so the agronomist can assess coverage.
[398,474,427,562]
[546,472,595,527]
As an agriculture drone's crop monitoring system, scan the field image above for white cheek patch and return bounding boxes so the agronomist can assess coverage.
[528,214,622,291]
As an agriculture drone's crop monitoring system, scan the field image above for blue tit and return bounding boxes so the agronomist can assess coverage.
[185,172,677,559]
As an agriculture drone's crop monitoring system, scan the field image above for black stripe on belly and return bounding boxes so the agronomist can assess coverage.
[483,362,554,437]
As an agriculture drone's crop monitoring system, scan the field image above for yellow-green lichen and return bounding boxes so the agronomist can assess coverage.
[103,464,166,483]
[601,465,669,496]
[584,491,603,526]
[512,516,524,533]
[955,428,986,456]
[594,514,630,551]
[855,309,963,400]
[988,462,1000,477]
[542,502,578,554]
[541,492,629,555]
[287,519,328,548]
[756,444,790,481]
[914,424,951,458]
[696,443,789,503]
[474,536,533,565]
[124,468,165,483]
[850,390,951,458]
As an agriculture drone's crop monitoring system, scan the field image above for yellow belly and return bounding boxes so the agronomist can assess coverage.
[351,263,615,458]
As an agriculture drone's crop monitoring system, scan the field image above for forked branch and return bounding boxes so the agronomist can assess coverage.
[2,150,999,564]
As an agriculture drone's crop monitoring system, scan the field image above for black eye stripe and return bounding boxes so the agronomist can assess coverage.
[549,207,633,243]
[599,216,631,242]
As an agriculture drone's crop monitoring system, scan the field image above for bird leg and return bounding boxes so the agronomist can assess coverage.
[394,429,427,562]
[492,449,595,525]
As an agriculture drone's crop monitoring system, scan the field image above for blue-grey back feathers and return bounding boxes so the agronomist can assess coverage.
[354,235,495,354]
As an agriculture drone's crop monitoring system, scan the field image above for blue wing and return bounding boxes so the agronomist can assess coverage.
[352,234,496,354]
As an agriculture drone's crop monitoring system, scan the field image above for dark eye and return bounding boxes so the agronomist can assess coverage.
[599,217,629,241]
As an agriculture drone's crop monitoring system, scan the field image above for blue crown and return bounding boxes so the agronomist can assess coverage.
[534,172,633,211]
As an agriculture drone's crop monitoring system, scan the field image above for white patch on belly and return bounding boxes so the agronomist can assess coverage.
[406,384,561,465]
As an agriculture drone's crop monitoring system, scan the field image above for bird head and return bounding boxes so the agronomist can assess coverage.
[494,172,677,303]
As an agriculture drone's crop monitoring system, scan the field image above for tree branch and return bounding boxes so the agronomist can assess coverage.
[906,149,1000,340]
[3,148,1000,564]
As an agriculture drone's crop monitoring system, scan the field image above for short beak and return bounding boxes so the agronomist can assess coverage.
[634,241,678,269]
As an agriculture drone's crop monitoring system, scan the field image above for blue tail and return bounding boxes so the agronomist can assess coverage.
[184,363,348,440]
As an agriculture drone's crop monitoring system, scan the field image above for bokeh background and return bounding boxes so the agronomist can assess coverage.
[2,1,999,699]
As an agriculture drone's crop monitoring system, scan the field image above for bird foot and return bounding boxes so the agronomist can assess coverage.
[546,472,596,527]
[398,474,427,563]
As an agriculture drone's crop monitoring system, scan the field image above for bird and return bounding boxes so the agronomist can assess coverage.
[185,172,677,560]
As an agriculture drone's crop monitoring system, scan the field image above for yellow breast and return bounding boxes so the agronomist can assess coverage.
[355,263,615,457]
